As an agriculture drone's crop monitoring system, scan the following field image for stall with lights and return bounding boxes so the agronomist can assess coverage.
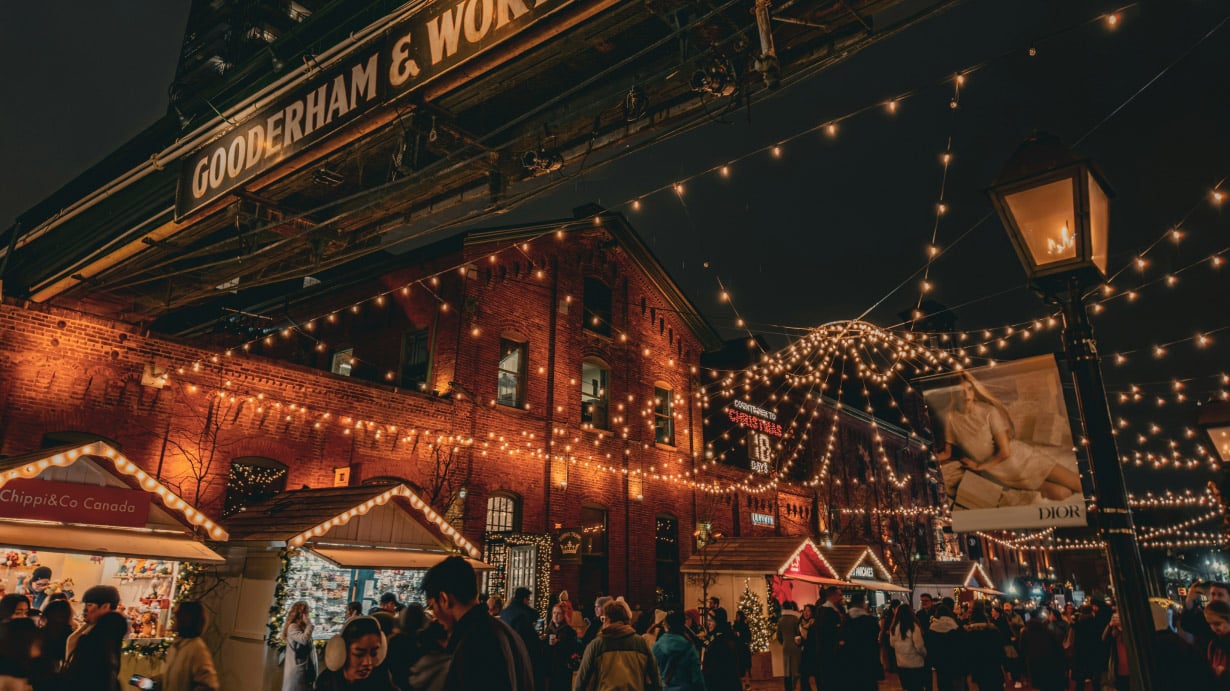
[0,440,227,674]
[818,545,910,606]
[908,560,1001,609]
[217,483,488,691]
[681,537,853,678]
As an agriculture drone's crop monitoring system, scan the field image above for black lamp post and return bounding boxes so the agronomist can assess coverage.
[988,133,1154,690]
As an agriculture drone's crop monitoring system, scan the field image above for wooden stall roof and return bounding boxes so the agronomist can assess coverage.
[680,537,815,574]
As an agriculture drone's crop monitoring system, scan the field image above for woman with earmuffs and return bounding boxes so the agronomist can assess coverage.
[315,616,396,691]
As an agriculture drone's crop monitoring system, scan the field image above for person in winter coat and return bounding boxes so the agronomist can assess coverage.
[547,604,583,691]
[422,557,534,691]
[775,602,802,691]
[796,604,817,691]
[1207,600,1230,690]
[1020,614,1067,691]
[315,616,395,691]
[502,587,545,691]
[702,609,741,691]
[59,611,128,691]
[731,609,752,685]
[283,601,319,691]
[407,622,450,691]
[842,593,882,691]
[925,604,964,691]
[653,611,704,691]
[810,588,845,690]
[154,601,220,691]
[1070,605,1105,690]
[574,600,662,691]
[889,606,928,691]
[385,603,427,691]
[962,608,1005,691]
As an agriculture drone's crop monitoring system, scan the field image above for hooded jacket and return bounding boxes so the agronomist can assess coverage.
[652,632,705,691]
[574,623,663,691]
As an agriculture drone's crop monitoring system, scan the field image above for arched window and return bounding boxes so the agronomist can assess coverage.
[486,492,521,534]
[223,457,288,517]
[581,358,610,430]
[583,277,611,336]
[653,384,674,446]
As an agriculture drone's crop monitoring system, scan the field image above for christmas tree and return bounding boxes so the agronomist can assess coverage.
[738,579,771,653]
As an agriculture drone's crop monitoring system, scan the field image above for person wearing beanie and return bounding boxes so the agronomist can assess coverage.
[65,585,121,662]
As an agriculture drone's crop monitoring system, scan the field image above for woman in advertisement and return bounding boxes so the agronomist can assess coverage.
[935,371,1081,501]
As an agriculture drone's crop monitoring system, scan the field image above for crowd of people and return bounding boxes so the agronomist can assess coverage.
[4,559,1229,691]
[276,557,759,691]
[0,584,219,690]
[767,581,1230,691]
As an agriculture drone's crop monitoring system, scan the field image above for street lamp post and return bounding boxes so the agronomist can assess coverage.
[988,133,1155,691]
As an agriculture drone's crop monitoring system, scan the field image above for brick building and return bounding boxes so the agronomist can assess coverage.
[0,207,736,615]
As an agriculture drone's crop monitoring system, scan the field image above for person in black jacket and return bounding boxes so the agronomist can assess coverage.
[963,608,1005,691]
[703,608,743,691]
[1020,614,1067,691]
[546,604,582,691]
[58,611,128,691]
[842,592,882,691]
[422,556,535,691]
[925,604,964,691]
[811,587,845,690]
[501,587,544,690]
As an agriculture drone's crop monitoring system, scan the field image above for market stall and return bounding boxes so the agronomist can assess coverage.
[819,545,911,606]
[0,440,227,676]
[214,483,488,691]
[909,560,1002,609]
[681,537,852,678]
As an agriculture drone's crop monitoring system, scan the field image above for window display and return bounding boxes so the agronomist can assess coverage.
[280,550,426,639]
[0,547,179,639]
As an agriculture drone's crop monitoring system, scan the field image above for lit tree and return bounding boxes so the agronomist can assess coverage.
[738,579,771,653]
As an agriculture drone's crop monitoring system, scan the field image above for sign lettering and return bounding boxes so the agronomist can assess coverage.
[177,0,574,217]
[851,565,876,579]
[557,527,582,563]
[725,409,783,437]
[750,512,775,527]
[0,479,151,528]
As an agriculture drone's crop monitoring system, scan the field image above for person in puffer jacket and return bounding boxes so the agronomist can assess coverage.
[652,611,705,691]
[926,604,965,691]
[575,600,663,691]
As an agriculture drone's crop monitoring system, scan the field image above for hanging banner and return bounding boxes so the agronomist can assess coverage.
[176,0,576,218]
[921,355,1088,532]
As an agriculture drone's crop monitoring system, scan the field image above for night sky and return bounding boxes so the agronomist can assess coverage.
[2,2,1228,486]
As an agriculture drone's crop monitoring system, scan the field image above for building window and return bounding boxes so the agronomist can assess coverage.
[656,515,680,606]
[331,348,353,376]
[580,505,608,605]
[223,457,288,518]
[498,339,527,408]
[400,329,431,389]
[654,385,674,446]
[581,358,610,429]
[486,493,520,534]
[583,277,611,336]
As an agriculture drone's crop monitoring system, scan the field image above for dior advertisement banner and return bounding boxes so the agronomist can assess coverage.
[921,355,1089,532]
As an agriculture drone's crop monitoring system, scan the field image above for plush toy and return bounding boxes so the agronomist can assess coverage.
[22,552,38,566]
[4,552,20,568]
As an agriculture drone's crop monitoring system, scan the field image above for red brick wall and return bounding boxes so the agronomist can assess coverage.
[0,223,713,612]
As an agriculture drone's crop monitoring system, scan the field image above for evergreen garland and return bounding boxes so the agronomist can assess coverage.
[266,548,297,648]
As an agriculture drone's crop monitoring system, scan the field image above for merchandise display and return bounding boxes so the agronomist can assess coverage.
[0,547,180,639]
[281,550,427,639]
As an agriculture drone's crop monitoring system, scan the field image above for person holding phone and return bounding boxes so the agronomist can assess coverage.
[283,601,318,691]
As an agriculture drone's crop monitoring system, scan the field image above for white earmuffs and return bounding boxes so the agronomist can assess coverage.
[323,616,389,672]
